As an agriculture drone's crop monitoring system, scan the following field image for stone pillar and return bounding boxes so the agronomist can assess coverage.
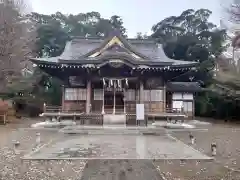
[86,80,91,114]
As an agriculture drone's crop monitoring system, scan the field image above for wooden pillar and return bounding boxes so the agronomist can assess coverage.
[139,81,144,103]
[139,81,145,126]
[113,88,116,114]
[43,102,46,113]
[192,94,195,119]
[61,85,65,112]
[86,80,91,114]
[163,85,166,112]
[101,79,105,114]
[123,89,126,114]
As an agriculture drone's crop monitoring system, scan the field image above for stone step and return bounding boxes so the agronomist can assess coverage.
[59,126,167,135]
[103,114,126,125]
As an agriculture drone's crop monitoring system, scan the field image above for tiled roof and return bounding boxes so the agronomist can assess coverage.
[31,34,198,66]
[61,38,102,60]
[166,82,202,92]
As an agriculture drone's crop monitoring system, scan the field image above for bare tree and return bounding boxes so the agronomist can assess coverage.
[228,3,240,23]
[0,0,36,93]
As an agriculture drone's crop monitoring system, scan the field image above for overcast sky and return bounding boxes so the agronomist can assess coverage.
[31,0,224,37]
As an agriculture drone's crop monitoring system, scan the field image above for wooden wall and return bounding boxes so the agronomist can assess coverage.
[145,102,164,113]
[63,101,85,112]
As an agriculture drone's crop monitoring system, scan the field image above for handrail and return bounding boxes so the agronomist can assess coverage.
[44,105,84,113]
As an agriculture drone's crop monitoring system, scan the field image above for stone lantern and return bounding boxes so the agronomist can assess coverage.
[189,133,195,145]
[36,132,41,145]
[211,143,217,156]
[13,141,20,155]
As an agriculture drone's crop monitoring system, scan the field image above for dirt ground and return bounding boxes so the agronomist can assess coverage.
[0,118,240,180]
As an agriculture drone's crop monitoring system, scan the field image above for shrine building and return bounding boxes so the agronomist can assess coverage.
[31,31,201,125]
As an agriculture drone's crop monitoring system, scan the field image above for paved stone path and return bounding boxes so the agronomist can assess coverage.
[79,160,163,180]
[24,135,211,160]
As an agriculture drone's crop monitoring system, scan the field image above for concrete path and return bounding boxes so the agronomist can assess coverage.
[79,160,163,180]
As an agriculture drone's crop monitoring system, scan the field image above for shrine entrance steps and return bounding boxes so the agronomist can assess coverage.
[78,113,138,126]
[103,114,126,126]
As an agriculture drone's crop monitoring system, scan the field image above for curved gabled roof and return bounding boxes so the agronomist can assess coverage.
[31,31,198,67]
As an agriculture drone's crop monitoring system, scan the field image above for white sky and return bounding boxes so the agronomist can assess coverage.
[31,0,224,37]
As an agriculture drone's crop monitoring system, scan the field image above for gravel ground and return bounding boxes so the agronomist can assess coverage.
[1,118,240,180]
[153,121,240,180]
[0,119,86,180]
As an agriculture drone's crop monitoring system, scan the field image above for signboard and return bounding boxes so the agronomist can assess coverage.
[136,104,145,121]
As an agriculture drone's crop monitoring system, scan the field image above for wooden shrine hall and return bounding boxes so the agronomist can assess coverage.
[31,31,201,125]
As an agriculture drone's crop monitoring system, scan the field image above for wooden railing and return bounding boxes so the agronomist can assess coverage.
[165,108,183,114]
[102,103,184,115]
[44,105,84,113]
[43,103,185,115]
[124,102,183,114]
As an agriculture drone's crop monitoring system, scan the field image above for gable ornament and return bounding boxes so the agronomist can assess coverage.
[108,59,124,68]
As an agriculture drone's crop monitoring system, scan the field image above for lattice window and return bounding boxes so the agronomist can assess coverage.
[94,89,103,100]
[65,88,86,100]
[65,88,74,100]
[142,90,163,101]
[183,94,193,100]
[172,93,193,100]
[78,89,87,100]
[150,90,163,101]
[172,93,183,100]
[183,101,193,112]
[143,90,151,101]
[125,89,136,101]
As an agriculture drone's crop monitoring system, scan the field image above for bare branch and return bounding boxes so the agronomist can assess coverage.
[0,0,36,92]
[228,3,240,23]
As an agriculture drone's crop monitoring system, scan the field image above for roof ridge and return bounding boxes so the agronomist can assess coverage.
[70,36,105,40]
